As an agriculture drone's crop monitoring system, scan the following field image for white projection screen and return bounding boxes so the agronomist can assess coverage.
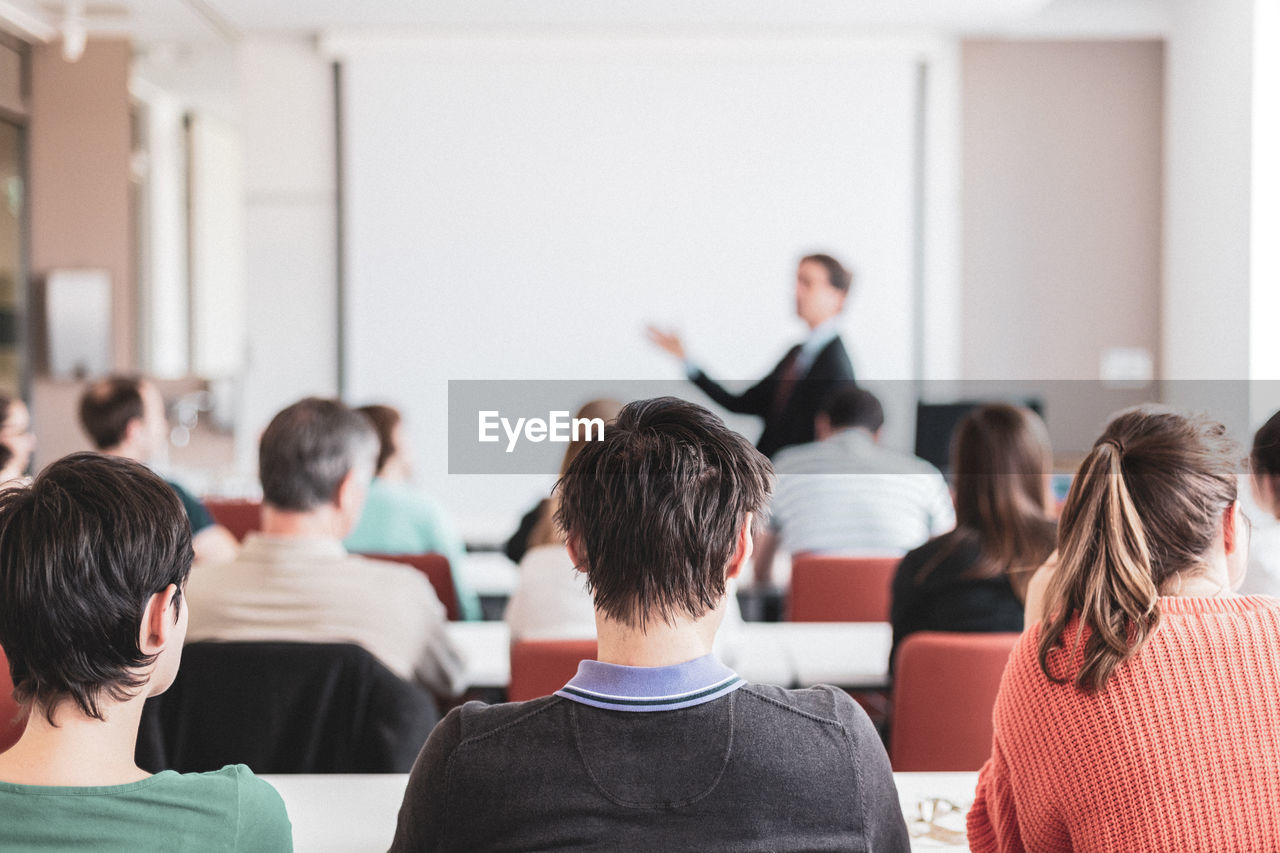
[340,37,921,533]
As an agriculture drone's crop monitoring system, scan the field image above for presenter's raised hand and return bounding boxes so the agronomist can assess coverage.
[645,325,687,361]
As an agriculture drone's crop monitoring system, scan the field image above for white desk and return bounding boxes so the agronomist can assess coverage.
[756,621,893,690]
[461,551,520,597]
[459,552,794,600]
[263,774,406,853]
[445,621,891,692]
[445,621,511,689]
[262,771,977,852]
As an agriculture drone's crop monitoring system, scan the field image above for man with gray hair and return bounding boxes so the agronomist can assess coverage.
[185,397,463,695]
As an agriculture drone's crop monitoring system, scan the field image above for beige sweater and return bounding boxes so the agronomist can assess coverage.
[186,533,465,695]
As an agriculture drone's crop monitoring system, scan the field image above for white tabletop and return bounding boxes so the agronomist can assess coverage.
[461,551,520,597]
[445,621,891,692]
[458,551,793,598]
[262,771,977,852]
[263,773,407,853]
[768,621,893,689]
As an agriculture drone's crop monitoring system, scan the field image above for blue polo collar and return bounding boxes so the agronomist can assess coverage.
[556,654,745,712]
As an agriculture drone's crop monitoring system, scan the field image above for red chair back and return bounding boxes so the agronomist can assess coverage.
[203,499,262,542]
[1,646,27,753]
[509,639,598,702]
[889,631,1020,771]
[788,555,898,622]
[361,553,462,621]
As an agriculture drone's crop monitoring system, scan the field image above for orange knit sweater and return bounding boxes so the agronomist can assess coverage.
[968,595,1280,852]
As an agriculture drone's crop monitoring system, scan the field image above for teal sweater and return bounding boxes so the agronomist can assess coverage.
[345,478,480,621]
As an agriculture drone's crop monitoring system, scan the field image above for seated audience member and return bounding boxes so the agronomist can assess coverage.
[79,376,239,563]
[505,398,745,657]
[890,404,1055,664]
[505,542,597,640]
[0,453,292,850]
[755,386,954,582]
[1243,409,1280,596]
[185,397,464,696]
[344,404,480,620]
[968,408,1280,851]
[392,398,909,852]
[506,398,622,639]
[0,393,35,488]
[503,398,624,564]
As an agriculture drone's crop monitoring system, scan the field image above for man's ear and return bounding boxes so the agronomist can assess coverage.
[123,415,146,450]
[725,513,754,581]
[335,468,363,513]
[566,535,587,574]
[814,414,832,441]
[140,584,180,655]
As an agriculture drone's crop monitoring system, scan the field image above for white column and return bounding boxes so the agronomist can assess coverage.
[235,37,339,474]
[1162,0,1256,437]
[1250,0,1280,426]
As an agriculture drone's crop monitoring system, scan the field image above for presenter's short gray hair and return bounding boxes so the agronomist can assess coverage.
[259,397,379,512]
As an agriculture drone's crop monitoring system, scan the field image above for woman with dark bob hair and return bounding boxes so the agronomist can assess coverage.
[968,408,1280,851]
[0,453,292,849]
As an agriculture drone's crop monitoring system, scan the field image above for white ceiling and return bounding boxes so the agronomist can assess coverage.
[1,0,1169,46]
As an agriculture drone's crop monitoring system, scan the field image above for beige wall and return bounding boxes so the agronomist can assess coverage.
[27,38,134,465]
[961,40,1164,381]
[28,37,133,371]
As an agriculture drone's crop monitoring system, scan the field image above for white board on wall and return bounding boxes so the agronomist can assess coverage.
[339,36,921,530]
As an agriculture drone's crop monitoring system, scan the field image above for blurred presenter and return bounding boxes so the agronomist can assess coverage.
[647,253,856,458]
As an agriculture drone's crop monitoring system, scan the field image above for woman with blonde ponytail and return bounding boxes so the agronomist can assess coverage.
[969,407,1280,852]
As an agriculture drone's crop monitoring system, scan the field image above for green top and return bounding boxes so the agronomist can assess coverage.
[0,765,292,852]
[344,478,481,621]
[166,478,215,534]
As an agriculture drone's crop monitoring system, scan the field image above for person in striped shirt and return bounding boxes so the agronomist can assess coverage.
[754,386,954,583]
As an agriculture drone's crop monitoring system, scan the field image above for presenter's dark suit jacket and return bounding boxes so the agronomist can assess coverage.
[691,336,855,459]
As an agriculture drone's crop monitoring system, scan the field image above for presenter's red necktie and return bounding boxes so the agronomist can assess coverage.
[771,346,803,420]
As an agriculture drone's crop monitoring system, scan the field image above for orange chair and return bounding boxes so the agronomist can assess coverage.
[203,498,262,542]
[1,646,27,753]
[509,639,598,702]
[788,555,898,622]
[889,631,1020,771]
[360,553,462,621]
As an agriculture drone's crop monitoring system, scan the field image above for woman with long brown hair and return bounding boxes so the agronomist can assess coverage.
[968,408,1280,851]
[889,404,1056,663]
